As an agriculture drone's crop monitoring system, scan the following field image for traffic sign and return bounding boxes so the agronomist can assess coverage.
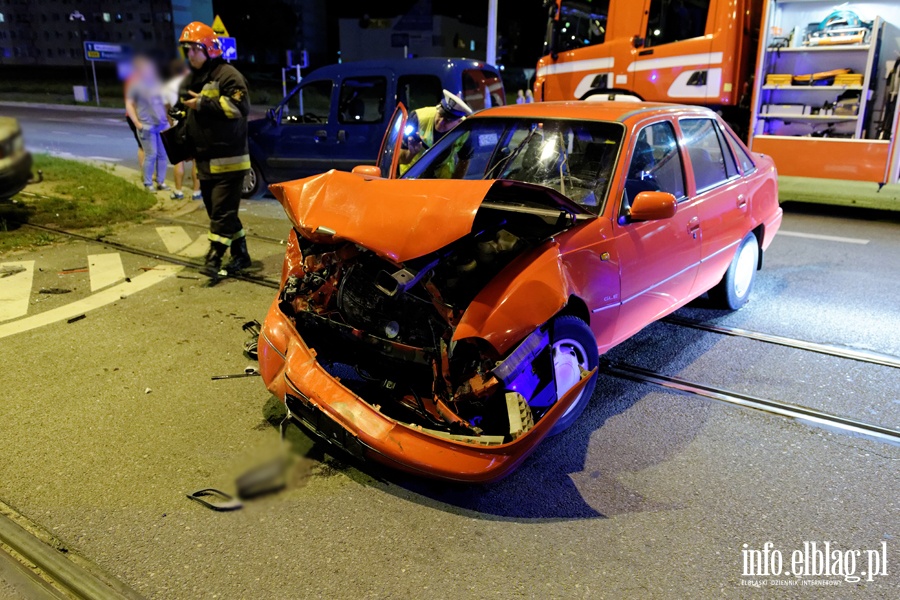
[219,37,237,61]
[212,15,230,37]
[83,41,131,62]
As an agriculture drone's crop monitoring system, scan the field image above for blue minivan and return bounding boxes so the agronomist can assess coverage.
[243,58,505,196]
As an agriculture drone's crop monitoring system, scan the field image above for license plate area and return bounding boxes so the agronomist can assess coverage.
[285,393,365,460]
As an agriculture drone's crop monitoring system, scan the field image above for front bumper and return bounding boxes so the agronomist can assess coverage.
[258,298,593,483]
[0,151,33,200]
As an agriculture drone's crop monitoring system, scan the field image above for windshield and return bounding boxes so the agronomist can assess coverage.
[543,1,610,55]
[402,117,624,214]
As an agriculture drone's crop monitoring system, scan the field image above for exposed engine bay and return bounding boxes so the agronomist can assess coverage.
[278,202,586,445]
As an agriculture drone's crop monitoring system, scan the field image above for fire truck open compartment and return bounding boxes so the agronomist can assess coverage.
[749,1,900,185]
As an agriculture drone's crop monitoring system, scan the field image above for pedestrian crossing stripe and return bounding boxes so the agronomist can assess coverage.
[88,253,126,291]
[155,226,208,258]
[0,261,35,322]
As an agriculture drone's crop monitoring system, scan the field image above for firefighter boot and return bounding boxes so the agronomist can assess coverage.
[203,241,228,277]
[221,236,251,276]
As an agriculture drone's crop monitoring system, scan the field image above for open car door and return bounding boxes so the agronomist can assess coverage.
[376,104,407,179]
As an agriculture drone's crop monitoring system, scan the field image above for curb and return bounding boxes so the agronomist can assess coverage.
[0,101,124,116]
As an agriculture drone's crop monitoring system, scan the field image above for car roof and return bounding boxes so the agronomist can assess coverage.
[304,57,497,80]
[475,101,719,125]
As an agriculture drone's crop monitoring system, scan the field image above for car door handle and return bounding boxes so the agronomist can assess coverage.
[314,130,327,142]
[688,217,701,239]
[638,49,654,56]
[337,130,346,143]
[737,194,747,208]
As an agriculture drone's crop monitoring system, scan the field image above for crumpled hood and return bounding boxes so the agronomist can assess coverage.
[270,170,495,263]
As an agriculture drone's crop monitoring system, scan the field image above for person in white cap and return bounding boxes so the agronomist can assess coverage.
[399,90,474,178]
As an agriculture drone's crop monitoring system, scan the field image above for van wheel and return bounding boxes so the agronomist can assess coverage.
[547,316,599,436]
[709,232,759,310]
[242,162,263,198]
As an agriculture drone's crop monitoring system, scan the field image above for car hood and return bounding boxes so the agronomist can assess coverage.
[271,170,588,263]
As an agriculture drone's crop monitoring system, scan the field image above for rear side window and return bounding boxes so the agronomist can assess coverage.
[462,69,506,110]
[725,129,756,173]
[397,75,443,112]
[714,123,739,179]
[338,76,387,124]
[284,79,332,124]
[680,118,732,192]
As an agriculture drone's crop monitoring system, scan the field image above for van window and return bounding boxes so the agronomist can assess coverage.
[645,0,710,48]
[462,69,505,110]
[284,79,332,124]
[397,75,443,112]
[680,118,731,191]
[338,76,387,124]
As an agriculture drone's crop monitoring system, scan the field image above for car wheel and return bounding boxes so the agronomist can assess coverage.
[709,232,759,310]
[242,162,263,198]
[547,315,600,436]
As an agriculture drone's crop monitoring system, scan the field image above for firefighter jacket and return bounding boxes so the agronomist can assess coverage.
[178,58,251,177]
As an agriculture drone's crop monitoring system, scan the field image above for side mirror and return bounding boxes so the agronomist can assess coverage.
[630,191,677,221]
[352,165,382,177]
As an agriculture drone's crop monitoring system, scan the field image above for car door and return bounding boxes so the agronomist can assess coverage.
[329,71,391,172]
[613,118,701,342]
[375,105,407,179]
[678,116,746,294]
[267,78,337,181]
[632,0,719,103]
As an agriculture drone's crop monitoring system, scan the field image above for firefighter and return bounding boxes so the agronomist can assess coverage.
[398,90,474,178]
[177,21,252,277]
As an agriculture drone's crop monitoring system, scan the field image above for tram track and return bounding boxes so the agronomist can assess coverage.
[16,221,900,445]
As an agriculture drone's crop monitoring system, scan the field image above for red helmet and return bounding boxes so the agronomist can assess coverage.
[179,22,222,59]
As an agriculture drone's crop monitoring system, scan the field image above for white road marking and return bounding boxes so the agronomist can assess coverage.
[0,261,35,322]
[88,253,126,291]
[778,230,870,245]
[179,235,209,258]
[0,265,183,340]
[156,226,193,253]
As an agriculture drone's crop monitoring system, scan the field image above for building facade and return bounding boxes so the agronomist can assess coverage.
[339,14,487,64]
[0,0,212,66]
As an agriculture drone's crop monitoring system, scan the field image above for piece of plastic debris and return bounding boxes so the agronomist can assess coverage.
[39,287,72,294]
[144,388,152,394]
[0,266,26,278]
[186,488,243,511]
[67,314,86,324]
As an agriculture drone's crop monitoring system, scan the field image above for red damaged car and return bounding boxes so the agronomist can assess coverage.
[258,102,782,483]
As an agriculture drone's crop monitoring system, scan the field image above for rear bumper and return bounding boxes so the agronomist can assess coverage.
[0,151,32,200]
[258,298,591,483]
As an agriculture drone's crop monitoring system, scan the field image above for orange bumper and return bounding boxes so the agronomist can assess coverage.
[258,298,593,483]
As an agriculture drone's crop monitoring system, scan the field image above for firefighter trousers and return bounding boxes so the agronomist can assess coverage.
[199,172,246,244]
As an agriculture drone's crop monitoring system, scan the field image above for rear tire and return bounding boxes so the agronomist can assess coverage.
[709,232,759,310]
[547,315,600,436]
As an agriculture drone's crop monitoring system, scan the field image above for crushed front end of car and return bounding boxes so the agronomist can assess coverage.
[259,170,596,482]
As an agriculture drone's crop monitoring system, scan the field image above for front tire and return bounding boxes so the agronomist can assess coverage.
[709,232,759,310]
[242,162,263,198]
[547,315,600,435]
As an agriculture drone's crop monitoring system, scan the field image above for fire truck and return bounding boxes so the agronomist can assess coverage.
[535,0,763,127]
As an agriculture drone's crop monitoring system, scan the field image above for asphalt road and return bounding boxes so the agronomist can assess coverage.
[0,104,897,598]
[0,103,141,171]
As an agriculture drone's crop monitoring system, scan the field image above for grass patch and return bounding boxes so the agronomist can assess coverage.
[0,154,155,253]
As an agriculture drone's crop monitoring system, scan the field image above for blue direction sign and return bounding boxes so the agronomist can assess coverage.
[219,37,238,61]
[83,41,131,62]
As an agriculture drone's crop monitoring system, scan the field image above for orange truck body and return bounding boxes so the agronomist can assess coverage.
[536,0,763,108]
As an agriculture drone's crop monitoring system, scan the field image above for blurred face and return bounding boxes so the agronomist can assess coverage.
[182,43,207,69]
[434,108,463,132]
